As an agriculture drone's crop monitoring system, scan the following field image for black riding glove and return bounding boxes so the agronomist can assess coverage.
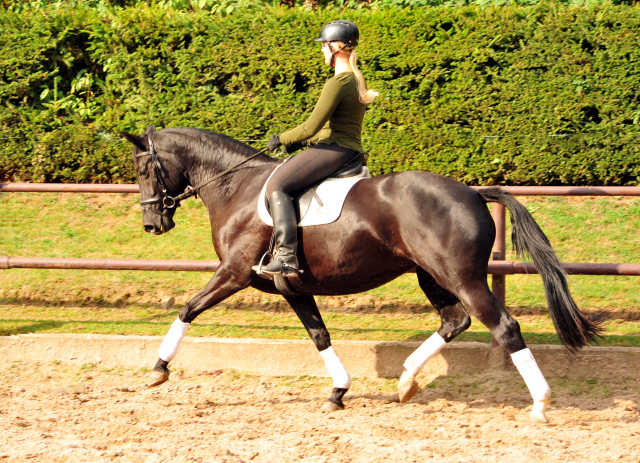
[267,134,282,154]
[283,140,308,154]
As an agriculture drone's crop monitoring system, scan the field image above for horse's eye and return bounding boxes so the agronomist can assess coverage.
[140,169,150,179]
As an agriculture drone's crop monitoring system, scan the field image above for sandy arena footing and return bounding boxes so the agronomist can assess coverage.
[1,347,639,463]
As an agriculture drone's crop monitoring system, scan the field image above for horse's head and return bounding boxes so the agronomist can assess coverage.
[121,125,188,235]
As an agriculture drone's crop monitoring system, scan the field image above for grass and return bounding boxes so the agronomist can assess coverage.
[502,196,640,310]
[1,193,216,306]
[1,192,639,345]
[1,303,639,346]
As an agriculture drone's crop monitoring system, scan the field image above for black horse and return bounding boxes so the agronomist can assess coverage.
[122,125,599,422]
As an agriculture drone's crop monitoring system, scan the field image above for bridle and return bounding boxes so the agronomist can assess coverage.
[134,134,175,216]
[135,134,268,214]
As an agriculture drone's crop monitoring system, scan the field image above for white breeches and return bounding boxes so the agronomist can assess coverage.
[403,332,447,377]
[320,346,351,389]
[511,348,551,403]
[158,317,191,362]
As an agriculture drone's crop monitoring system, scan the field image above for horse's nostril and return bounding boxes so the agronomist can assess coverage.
[144,225,155,234]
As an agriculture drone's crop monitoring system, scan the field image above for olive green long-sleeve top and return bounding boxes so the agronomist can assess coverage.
[279,72,367,153]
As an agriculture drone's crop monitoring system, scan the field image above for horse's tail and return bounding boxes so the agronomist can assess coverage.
[478,187,602,352]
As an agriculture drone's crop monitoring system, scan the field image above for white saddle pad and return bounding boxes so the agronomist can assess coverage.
[258,163,369,227]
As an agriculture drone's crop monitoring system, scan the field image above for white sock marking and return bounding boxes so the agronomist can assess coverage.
[320,346,351,389]
[403,332,447,377]
[511,348,551,403]
[158,317,191,362]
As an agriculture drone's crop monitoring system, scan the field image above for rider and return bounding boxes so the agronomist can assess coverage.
[256,19,378,278]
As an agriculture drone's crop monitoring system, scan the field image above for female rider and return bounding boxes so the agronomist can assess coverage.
[256,19,378,277]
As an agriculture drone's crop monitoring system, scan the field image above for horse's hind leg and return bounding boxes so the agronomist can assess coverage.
[283,295,350,412]
[398,268,471,403]
[456,278,551,423]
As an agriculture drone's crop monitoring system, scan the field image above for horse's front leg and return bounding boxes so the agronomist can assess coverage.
[147,264,250,387]
[283,295,351,412]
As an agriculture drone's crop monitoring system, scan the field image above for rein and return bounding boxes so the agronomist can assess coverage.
[136,134,268,212]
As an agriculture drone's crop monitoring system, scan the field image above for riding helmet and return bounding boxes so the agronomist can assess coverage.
[313,20,359,47]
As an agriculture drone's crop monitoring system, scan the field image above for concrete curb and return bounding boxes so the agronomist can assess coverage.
[1,334,639,380]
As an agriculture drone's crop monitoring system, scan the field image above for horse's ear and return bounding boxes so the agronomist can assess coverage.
[119,131,146,151]
[144,124,156,136]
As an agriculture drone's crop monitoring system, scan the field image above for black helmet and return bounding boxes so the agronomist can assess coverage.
[313,20,359,48]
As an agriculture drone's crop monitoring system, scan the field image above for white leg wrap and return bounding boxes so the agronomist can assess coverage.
[158,317,191,362]
[511,348,551,403]
[320,346,351,389]
[403,332,447,377]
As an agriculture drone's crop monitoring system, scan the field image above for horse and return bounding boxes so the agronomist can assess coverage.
[121,125,600,423]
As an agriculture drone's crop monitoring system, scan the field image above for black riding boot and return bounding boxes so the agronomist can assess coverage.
[259,191,299,277]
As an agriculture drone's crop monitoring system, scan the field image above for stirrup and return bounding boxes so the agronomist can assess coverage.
[252,251,274,279]
[252,251,270,274]
[260,260,301,277]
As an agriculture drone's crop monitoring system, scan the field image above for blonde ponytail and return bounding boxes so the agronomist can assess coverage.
[349,49,378,104]
[331,41,379,104]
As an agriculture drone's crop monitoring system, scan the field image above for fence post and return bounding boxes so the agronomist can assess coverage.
[490,203,508,367]
[491,203,507,310]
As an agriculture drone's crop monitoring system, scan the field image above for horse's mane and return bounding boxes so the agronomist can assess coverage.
[157,127,274,166]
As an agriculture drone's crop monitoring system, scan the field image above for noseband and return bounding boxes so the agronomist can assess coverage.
[135,134,269,215]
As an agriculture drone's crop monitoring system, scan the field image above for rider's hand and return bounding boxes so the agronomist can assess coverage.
[283,140,308,154]
[267,134,282,153]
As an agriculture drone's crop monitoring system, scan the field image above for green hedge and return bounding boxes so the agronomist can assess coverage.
[1,4,639,185]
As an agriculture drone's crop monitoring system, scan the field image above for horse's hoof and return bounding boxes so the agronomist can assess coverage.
[529,411,549,424]
[147,368,170,387]
[398,372,419,403]
[529,399,550,423]
[321,401,344,413]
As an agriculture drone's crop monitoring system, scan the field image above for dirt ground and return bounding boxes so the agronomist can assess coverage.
[1,361,639,463]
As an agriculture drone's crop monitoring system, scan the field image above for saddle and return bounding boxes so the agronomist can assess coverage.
[258,152,370,296]
[261,152,370,226]
[295,152,367,220]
